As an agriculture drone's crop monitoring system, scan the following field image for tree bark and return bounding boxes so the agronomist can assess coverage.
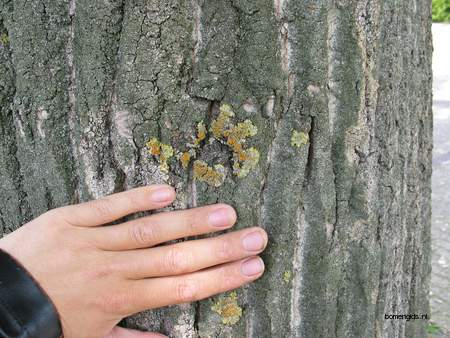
[0,0,432,337]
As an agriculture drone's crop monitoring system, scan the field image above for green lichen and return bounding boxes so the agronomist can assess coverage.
[211,291,243,325]
[291,130,309,148]
[0,33,8,46]
[283,270,292,284]
[193,160,226,187]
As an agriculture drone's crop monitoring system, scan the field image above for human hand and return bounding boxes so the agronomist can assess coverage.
[0,185,268,338]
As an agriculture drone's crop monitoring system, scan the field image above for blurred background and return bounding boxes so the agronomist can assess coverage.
[430,0,450,336]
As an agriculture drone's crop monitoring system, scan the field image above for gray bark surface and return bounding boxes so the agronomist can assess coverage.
[0,0,432,337]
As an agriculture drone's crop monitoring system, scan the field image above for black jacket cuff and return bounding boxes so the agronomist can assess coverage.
[0,248,62,338]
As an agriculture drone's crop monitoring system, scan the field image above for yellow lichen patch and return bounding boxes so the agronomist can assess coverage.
[194,121,207,146]
[180,151,191,169]
[211,291,243,325]
[144,102,260,180]
[283,270,292,284]
[0,33,8,45]
[233,147,260,178]
[210,104,235,139]
[226,136,244,155]
[220,103,234,115]
[223,119,258,140]
[160,144,173,160]
[145,138,173,172]
[220,118,259,178]
[159,144,174,172]
[291,130,309,148]
[193,160,226,187]
[146,137,161,156]
[224,119,258,156]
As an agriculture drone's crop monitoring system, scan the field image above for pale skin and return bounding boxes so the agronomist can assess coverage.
[0,184,268,338]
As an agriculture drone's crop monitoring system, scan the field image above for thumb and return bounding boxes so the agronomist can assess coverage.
[106,326,168,338]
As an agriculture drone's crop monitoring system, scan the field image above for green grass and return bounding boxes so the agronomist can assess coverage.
[427,322,442,334]
[433,0,450,22]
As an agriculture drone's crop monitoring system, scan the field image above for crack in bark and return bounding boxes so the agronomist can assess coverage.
[303,116,315,181]
[0,11,32,225]
[106,0,126,192]
[66,0,81,203]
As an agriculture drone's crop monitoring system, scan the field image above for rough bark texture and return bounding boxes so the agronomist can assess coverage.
[0,0,432,337]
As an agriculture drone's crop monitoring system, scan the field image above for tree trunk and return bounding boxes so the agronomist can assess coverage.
[0,0,432,337]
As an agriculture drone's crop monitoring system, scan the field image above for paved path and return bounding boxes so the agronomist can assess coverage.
[430,23,450,336]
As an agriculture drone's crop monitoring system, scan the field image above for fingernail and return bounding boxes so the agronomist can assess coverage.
[151,187,173,202]
[242,231,265,251]
[241,257,264,276]
[208,208,233,227]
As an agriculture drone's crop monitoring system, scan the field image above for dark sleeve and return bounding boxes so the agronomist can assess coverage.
[0,249,62,338]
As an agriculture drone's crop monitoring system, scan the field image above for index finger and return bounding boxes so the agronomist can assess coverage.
[56,185,176,227]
